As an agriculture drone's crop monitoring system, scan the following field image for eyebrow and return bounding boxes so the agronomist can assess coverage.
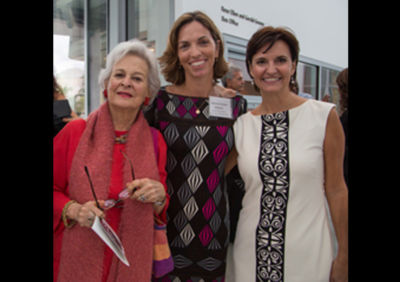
[114,69,145,76]
[254,53,289,59]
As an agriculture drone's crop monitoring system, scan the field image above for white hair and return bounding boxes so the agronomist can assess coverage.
[98,39,160,102]
[221,63,242,87]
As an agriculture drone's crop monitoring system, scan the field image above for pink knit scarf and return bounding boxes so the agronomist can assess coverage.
[57,102,159,281]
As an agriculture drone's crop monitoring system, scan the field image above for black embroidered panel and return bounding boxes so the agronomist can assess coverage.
[256,112,290,282]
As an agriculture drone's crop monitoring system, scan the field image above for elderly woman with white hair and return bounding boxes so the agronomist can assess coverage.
[53,39,169,281]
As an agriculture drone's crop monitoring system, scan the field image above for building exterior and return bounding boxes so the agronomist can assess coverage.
[53,0,348,115]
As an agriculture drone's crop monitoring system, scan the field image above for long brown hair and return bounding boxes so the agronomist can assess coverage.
[336,68,348,113]
[159,11,228,85]
[246,26,300,94]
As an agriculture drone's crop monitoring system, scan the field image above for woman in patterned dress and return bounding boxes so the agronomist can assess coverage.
[145,11,247,282]
[225,26,348,281]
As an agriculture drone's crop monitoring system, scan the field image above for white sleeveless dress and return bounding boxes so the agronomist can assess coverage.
[226,99,337,282]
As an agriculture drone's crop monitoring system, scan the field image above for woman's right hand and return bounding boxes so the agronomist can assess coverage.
[66,201,105,228]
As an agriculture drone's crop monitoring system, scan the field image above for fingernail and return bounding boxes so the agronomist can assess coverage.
[119,188,130,199]
[104,200,115,209]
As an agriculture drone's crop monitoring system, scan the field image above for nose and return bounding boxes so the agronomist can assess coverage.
[120,77,132,88]
[265,62,278,75]
[189,44,202,58]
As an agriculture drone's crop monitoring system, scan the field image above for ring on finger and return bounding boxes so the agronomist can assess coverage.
[139,195,146,202]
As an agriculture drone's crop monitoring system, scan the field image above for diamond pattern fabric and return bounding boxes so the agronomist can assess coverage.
[145,88,247,281]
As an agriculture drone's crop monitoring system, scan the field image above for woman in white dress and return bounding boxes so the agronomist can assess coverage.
[225,26,348,282]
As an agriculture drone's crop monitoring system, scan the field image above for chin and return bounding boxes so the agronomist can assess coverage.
[259,87,284,95]
[259,83,285,94]
[186,65,213,78]
[110,100,139,111]
[190,70,213,80]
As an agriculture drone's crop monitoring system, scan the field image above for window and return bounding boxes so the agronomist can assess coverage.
[53,0,107,117]
[126,0,173,85]
[320,67,341,113]
[223,33,261,110]
[54,0,86,116]
[297,61,318,99]
[87,0,107,111]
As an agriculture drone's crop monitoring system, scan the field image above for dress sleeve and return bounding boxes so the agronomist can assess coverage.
[53,119,86,232]
[154,130,169,223]
[240,95,248,114]
[143,98,157,127]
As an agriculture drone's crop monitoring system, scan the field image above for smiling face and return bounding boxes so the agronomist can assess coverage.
[249,40,296,95]
[177,21,220,82]
[106,54,150,111]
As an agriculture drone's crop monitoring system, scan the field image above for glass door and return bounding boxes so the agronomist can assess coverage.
[53,0,107,117]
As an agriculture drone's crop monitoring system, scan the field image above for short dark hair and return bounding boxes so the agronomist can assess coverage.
[246,26,300,93]
[159,11,228,85]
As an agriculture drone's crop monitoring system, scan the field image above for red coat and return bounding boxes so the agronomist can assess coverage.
[53,119,169,281]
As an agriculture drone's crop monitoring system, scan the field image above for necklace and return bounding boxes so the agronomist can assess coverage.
[195,99,208,115]
[115,134,128,144]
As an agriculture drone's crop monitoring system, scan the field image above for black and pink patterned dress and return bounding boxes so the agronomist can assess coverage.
[145,87,247,281]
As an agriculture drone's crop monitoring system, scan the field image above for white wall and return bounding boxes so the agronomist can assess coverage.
[174,0,348,68]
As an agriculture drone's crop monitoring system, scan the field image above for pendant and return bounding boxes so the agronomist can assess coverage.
[195,99,206,115]
[115,134,128,144]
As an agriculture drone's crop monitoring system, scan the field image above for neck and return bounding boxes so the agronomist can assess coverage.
[108,104,139,131]
[182,75,214,97]
[254,90,299,115]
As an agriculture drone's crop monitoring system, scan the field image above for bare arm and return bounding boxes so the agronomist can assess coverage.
[214,84,236,98]
[323,108,348,282]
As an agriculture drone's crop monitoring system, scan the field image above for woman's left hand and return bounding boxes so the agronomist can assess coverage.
[126,178,166,207]
[329,256,348,282]
[213,84,236,98]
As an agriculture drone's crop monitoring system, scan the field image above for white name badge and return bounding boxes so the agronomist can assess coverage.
[209,96,233,119]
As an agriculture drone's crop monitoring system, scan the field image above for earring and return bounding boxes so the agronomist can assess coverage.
[290,76,296,85]
[103,89,108,98]
[143,97,150,106]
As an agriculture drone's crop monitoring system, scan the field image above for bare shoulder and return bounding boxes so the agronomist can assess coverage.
[165,84,180,94]
[326,107,343,133]
[324,107,345,152]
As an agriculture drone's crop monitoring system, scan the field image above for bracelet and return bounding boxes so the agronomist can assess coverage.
[154,196,166,206]
[62,200,78,228]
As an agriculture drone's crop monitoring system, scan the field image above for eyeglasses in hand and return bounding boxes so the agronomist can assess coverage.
[103,150,137,210]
